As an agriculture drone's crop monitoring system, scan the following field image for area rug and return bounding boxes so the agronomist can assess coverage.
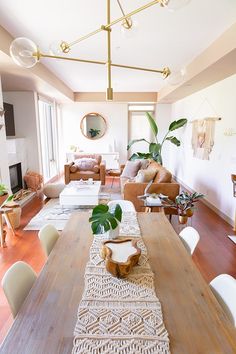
[24,185,121,231]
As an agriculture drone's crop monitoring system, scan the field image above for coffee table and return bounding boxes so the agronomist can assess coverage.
[59,181,101,206]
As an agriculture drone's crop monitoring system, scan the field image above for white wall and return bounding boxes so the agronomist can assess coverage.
[3,91,41,172]
[168,74,236,224]
[61,102,129,164]
[0,76,10,187]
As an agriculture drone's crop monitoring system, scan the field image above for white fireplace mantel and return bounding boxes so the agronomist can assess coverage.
[7,138,28,178]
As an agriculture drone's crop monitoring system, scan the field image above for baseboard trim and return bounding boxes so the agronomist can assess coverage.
[174,176,235,228]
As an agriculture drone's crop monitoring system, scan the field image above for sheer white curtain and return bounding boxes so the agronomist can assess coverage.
[38,97,59,182]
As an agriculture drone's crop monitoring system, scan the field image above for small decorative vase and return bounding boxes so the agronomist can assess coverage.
[107,224,120,240]
[178,215,188,224]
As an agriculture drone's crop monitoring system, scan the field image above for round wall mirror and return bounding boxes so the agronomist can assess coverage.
[80,112,107,140]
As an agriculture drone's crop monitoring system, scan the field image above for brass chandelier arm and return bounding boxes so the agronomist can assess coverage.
[105,0,162,30]
[111,63,167,74]
[37,53,106,66]
[67,0,163,50]
[35,52,170,77]
[116,0,131,28]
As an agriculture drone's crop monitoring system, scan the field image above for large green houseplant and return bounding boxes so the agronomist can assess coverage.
[89,204,122,239]
[127,112,187,165]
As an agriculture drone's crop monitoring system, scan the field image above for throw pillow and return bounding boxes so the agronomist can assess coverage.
[74,158,97,171]
[139,159,150,169]
[70,164,78,173]
[120,160,141,178]
[135,168,158,183]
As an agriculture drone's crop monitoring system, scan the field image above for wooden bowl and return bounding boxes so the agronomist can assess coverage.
[101,238,141,278]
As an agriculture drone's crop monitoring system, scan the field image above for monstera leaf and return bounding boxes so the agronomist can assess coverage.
[89,204,122,235]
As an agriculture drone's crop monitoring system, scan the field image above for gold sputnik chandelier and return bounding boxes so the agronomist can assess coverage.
[10,0,188,100]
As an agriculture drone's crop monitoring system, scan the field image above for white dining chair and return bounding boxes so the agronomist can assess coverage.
[1,261,37,318]
[38,224,60,257]
[210,274,236,327]
[179,226,200,255]
[108,200,136,212]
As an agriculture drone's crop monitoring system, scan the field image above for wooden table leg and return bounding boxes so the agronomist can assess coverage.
[0,211,6,247]
[4,210,15,236]
[234,209,236,232]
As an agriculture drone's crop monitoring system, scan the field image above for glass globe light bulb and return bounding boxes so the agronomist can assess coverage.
[167,68,186,86]
[121,17,139,39]
[10,37,38,68]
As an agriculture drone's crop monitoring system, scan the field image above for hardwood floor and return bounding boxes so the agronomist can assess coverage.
[0,177,235,345]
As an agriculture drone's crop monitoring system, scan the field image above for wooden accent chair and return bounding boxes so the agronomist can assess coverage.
[64,154,106,185]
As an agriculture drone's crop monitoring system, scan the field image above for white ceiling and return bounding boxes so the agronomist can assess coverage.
[0,0,236,92]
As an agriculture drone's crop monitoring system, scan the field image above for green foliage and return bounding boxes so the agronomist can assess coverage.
[89,204,122,235]
[89,128,101,138]
[146,112,158,136]
[0,184,8,196]
[127,112,187,165]
[0,194,14,208]
[159,191,204,215]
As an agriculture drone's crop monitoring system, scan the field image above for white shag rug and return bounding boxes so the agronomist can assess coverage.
[24,185,121,231]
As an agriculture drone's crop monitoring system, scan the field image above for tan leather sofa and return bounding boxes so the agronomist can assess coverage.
[122,161,180,213]
[64,154,106,185]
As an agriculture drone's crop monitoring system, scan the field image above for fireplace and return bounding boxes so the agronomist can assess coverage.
[9,163,23,194]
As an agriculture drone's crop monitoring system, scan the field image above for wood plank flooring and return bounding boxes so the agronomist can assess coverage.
[0,176,235,345]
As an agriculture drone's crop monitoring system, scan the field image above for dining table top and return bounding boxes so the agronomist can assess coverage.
[0,212,236,354]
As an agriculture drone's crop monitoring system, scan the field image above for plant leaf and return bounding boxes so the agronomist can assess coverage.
[168,118,187,131]
[127,138,149,151]
[89,203,122,235]
[129,152,152,161]
[145,112,158,137]
[149,143,161,154]
[166,136,181,146]
[114,204,122,222]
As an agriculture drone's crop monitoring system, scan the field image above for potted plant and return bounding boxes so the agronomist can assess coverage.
[0,184,9,206]
[89,203,122,239]
[160,191,204,224]
[127,112,187,165]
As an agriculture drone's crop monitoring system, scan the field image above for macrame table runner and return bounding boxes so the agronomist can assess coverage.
[72,212,170,354]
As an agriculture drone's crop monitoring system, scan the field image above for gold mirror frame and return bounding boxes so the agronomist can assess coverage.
[80,112,107,140]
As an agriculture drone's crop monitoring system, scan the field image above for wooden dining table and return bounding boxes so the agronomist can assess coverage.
[0,212,236,354]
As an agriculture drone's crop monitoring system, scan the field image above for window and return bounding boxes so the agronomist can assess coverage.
[128,104,155,158]
[38,98,59,182]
